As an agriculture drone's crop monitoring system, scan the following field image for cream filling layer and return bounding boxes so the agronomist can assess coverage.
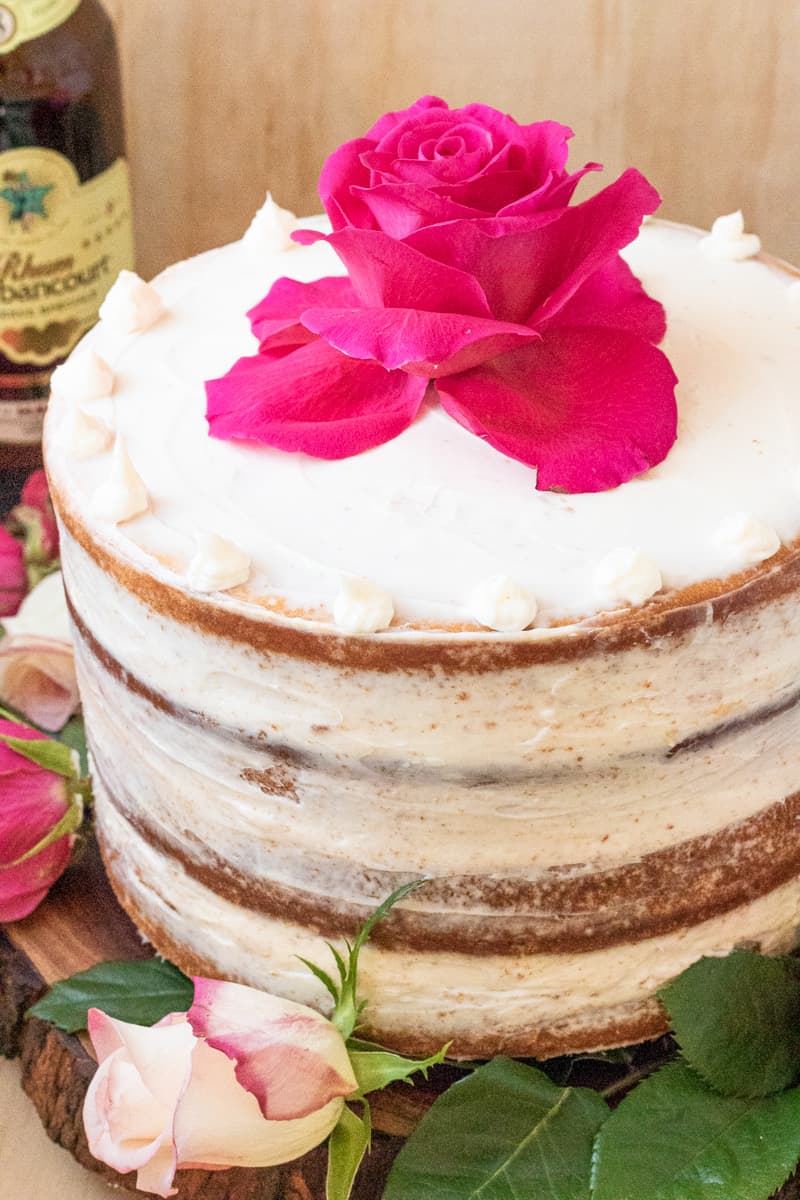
[97,796,800,1050]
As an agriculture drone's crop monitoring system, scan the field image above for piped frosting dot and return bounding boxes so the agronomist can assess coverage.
[91,436,149,524]
[186,533,251,592]
[466,575,537,632]
[333,576,394,635]
[65,405,114,460]
[594,547,662,607]
[242,192,298,254]
[699,211,761,261]
[714,512,780,566]
[50,350,114,402]
[99,270,166,335]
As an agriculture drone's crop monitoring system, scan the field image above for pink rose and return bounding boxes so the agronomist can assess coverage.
[84,979,358,1198]
[318,95,599,239]
[0,718,77,921]
[0,525,26,617]
[208,98,677,494]
[0,572,78,732]
[18,468,59,561]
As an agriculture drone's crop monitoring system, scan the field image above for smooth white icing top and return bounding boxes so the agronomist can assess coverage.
[45,217,800,631]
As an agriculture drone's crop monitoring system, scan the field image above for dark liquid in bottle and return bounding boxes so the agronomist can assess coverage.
[0,0,133,510]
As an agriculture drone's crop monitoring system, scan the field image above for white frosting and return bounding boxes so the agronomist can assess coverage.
[91,437,149,524]
[45,219,800,629]
[788,281,800,313]
[65,405,114,460]
[466,575,537,632]
[242,192,299,254]
[99,270,166,336]
[714,511,781,567]
[186,532,250,593]
[699,211,761,261]
[333,576,394,635]
[593,547,662,607]
[50,349,114,402]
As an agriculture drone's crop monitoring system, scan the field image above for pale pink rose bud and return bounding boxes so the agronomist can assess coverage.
[0,573,78,732]
[84,984,358,1198]
[0,719,76,921]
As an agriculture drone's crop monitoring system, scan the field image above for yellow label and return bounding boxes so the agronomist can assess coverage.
[0,149,134,365]
[0,0,80,52]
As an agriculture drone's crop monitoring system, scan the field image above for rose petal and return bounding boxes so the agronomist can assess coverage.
[3,572,72,644]
[174,1039,343,1170]
[406,169,661,326]
[546,254,666,341]
[435,326,677,493]
[327,227,493,317]
[188,978,357,1122]
[248,275,356,345]
[0,835,73,921]
[318,137,379,231]
[363,94,449,141]
[0,766,70,863]
[84,1012,195,1198]
[206,341,428,458]
[0,637,78,732]
[302,305,539,374]
[0,527,26,617]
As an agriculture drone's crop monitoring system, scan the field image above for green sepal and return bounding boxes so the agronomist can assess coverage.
[349,1043,450,1099]
[9,789,83,866]
[0,730,78,778]
[326,1102,371,1200]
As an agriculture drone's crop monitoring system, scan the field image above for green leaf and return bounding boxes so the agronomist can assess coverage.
[591,1061,800,1200]
[326,1102,371,1200]
[0,731,77,778]
[384,1057,608,1200]
[349,1043,449,1098]
[56,716,89,776]
[27,959,194,1033]
[658,951,800,1096]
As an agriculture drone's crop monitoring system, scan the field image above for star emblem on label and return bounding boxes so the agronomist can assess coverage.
[0,172,55,226]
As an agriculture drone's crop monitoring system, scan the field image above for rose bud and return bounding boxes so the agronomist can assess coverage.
[15,468,59,562]
[0,718,82,921]
[0,572,78,732]
[0,526,26,617]
[84,981,358,1198]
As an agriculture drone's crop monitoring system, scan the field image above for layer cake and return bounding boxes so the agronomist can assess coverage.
[44,210,800,1059]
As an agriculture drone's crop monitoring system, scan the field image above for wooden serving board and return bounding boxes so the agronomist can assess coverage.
[0,841,443,1199]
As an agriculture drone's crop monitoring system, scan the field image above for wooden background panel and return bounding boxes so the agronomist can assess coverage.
[101,0,800,279]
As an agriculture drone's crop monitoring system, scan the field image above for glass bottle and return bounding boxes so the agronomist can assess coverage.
[0,0,134,510]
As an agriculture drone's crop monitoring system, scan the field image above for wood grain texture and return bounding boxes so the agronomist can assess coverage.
[99,0,800,279]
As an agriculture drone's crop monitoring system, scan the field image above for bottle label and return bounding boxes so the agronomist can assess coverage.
[0,148,134,366]
[0,372,50,443]
[0,0,80,53]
